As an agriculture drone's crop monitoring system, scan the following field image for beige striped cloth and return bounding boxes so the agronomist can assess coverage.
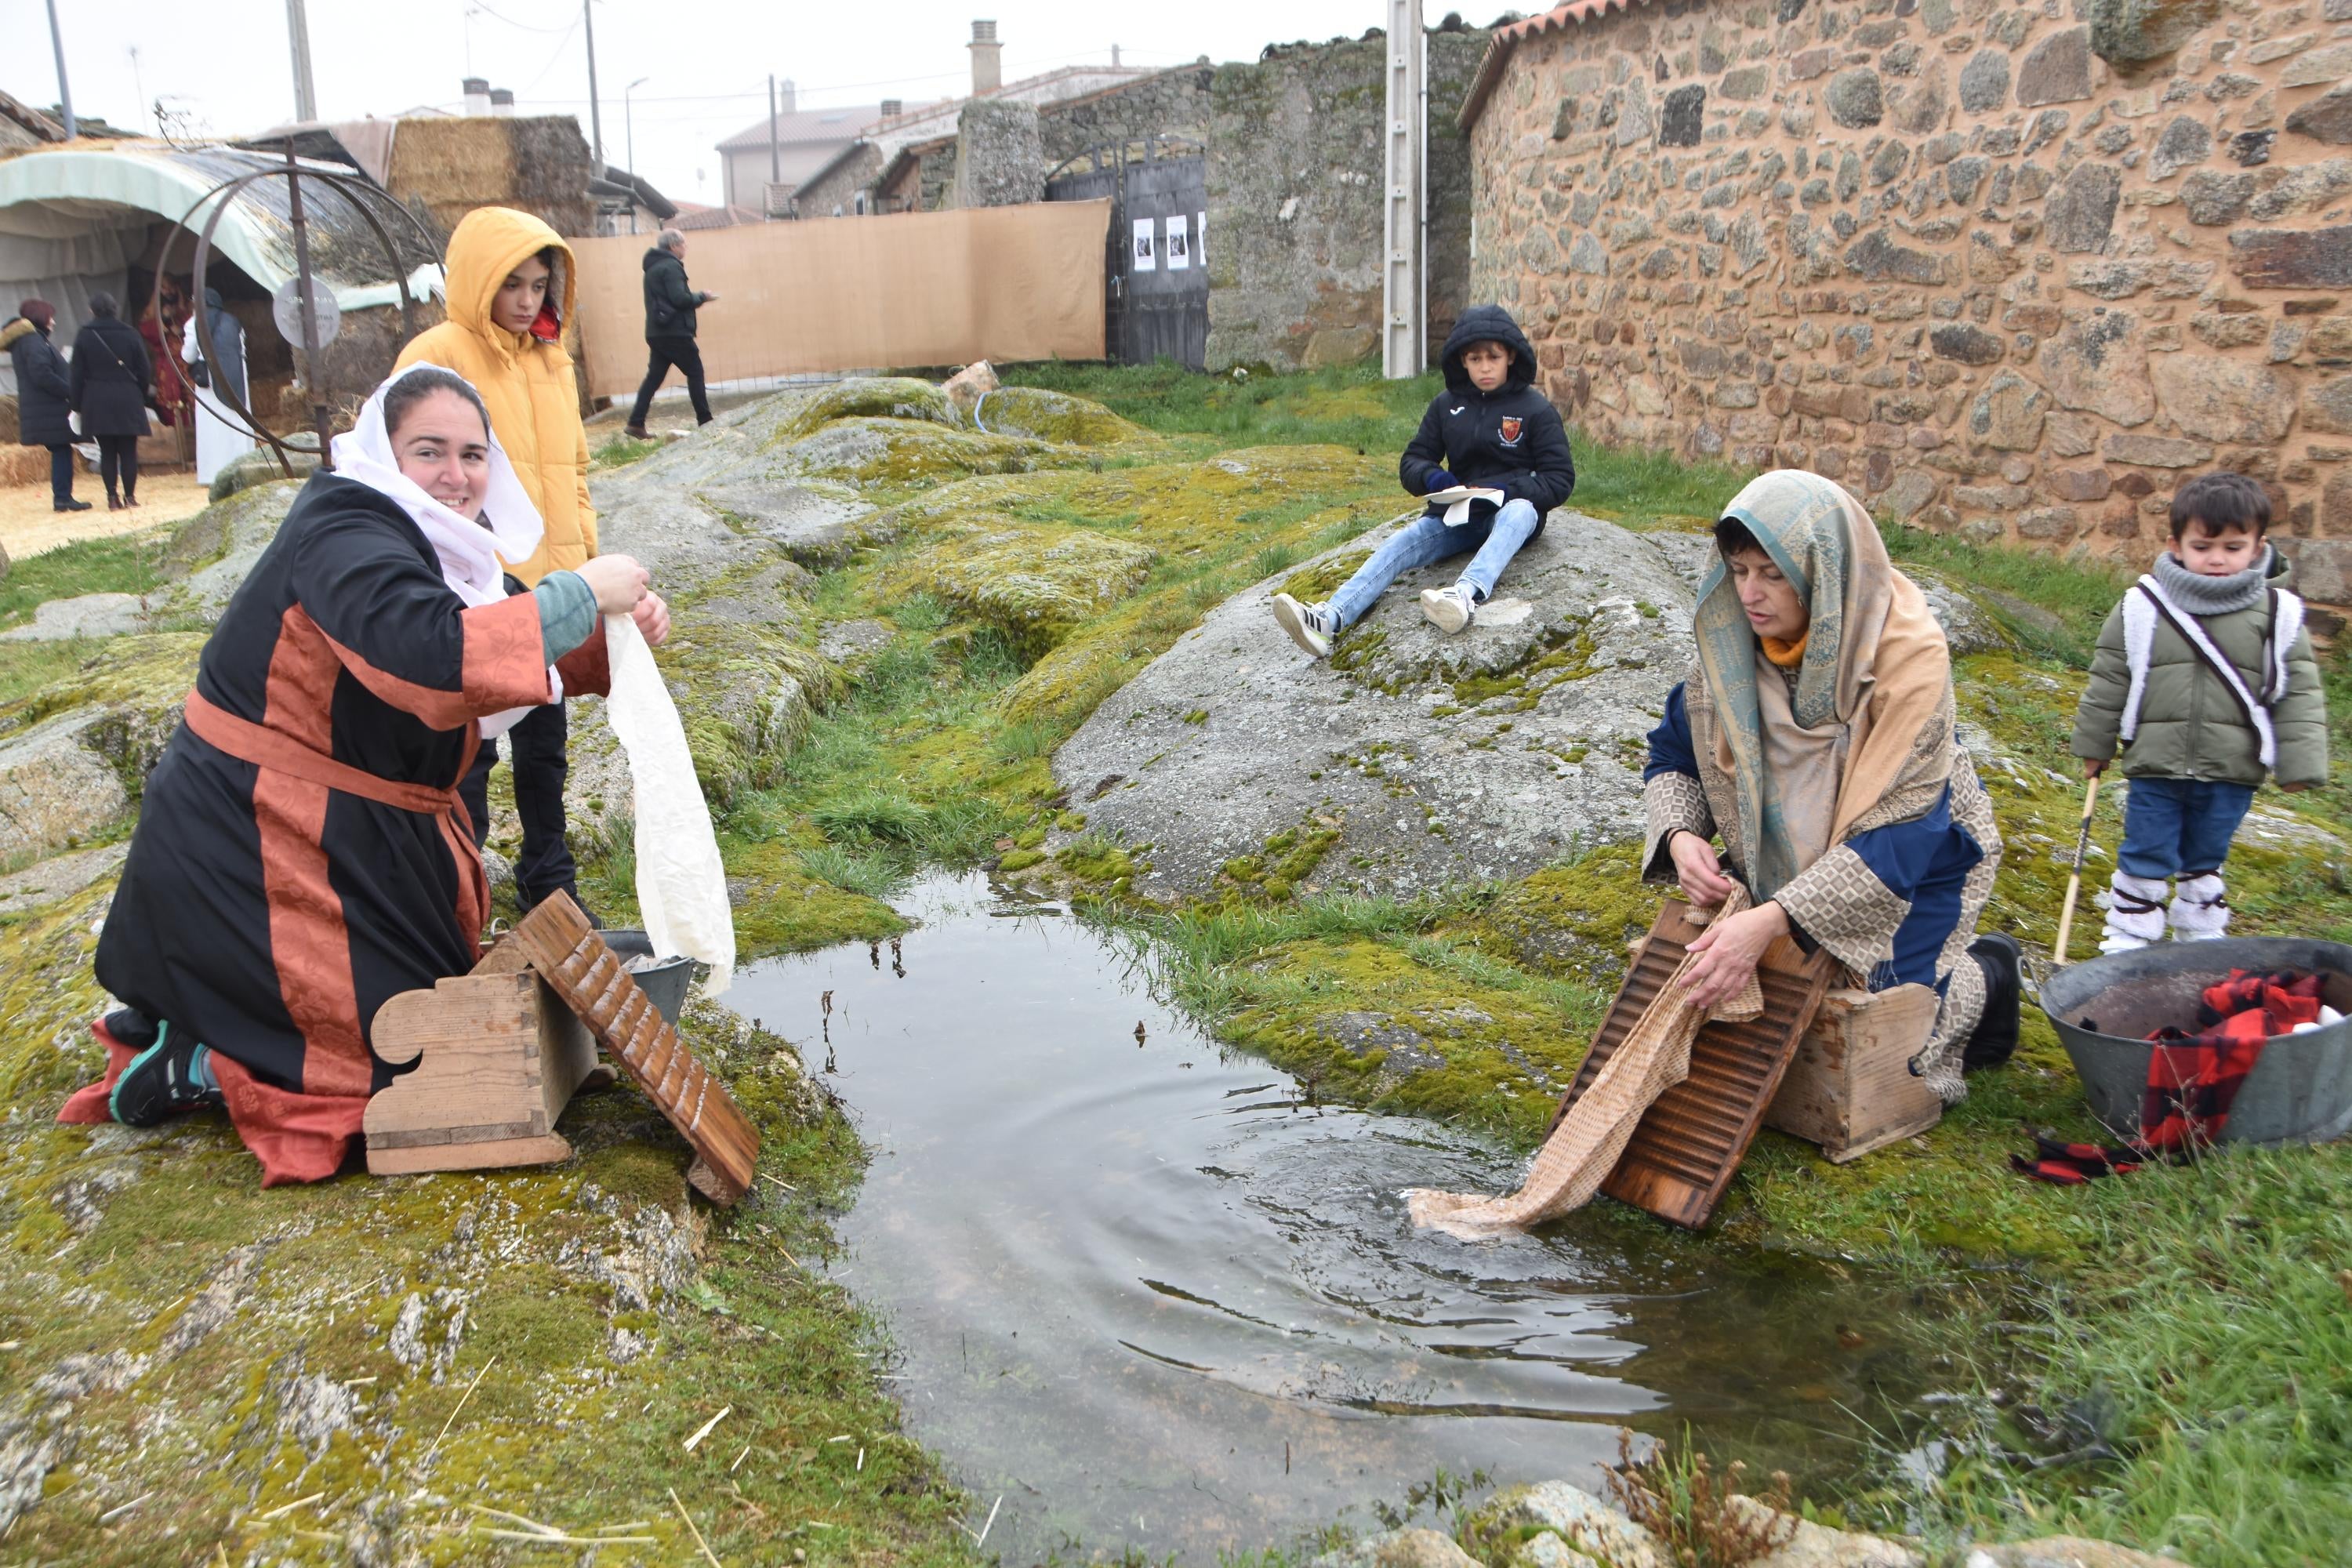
[1406,892,1765,1239]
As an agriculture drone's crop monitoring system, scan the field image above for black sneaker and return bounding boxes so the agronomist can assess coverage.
[54,499,93,513]
[1962,931,2023,1072]
[110,1021,223,1126]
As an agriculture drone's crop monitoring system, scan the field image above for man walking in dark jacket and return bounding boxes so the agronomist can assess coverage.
[1272,305,1576,655]
[624,229,717,438]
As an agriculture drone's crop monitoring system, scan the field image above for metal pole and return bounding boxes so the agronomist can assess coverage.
[285,141,334,468]
[626,77,648,233]
[285,0,318,122]
[1381,0,1426,379]
[582,0,605,165]
[44,0,77,139]
[768,75,781,187]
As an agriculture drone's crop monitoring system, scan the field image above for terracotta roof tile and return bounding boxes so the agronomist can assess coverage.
[1460,0,1663,131]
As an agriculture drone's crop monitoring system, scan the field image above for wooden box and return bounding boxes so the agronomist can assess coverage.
[1763,983,1943,1162]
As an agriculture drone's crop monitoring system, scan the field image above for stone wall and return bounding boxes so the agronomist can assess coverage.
[955,100,1047,209]
[1207,25,1492,372]
[1465,0,2352,553]
[1040,65,1217,170]
[797,143,885,218]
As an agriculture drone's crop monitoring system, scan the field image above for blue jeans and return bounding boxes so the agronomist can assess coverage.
[2116,776,2256,880]
[1327,499,1541,629]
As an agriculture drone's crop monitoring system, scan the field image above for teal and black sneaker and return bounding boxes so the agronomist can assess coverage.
[109,1019,223,1127]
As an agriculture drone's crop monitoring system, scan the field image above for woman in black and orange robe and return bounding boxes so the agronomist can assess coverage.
[61,365,667,1185]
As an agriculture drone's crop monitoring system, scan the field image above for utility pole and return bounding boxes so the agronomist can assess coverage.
[626,76,649,232]
[44,0,77,138]
[768,75,781,185]
[582,0,605,165]
[285,0,318,122]
[1381,0,1426,379]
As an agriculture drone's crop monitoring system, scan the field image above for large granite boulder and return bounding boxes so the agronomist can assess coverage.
[1052,513,1697,901]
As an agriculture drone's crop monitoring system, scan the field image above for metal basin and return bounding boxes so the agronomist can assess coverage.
[601,929,695,1025]
[2039,937,2352,1145]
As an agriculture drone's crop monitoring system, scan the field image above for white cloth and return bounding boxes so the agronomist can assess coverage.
[1427,484,1508,527]
[330,364,555,738]
[601,613,735,997]
[181,315,253,486]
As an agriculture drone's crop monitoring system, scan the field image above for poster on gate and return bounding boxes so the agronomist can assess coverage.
[1131,218,1157,271]
[1196,210,1206,267]
[1166,214,1190,270]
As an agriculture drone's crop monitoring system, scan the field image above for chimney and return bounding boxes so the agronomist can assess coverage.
[969,20,1002,96]
[777,78,797,114]
[489,87,515,117]
[880,98,902,122]
[462,76,491,116]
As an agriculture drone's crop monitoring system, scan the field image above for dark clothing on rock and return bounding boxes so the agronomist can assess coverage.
[1399,305,1576,533]
[67,314,153,438]
[641,245,707,339]
[5,315,74,445]
[629,337,712,427]
[96,434,139,504]
[74,472,610,1185]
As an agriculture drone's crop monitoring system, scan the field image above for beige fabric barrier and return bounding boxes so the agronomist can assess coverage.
[568,201,1110,398]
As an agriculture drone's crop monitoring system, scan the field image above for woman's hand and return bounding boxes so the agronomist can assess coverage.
[632,591,670,648]
[576,554,650,616]
[1679,901,1789,1011]
[1668,830,1737,908]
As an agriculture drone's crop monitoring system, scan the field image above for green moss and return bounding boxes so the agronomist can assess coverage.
[997,848,1046,873]
[1217,822,1341,905]
[900,515,1156,662]
[1283,550,1373,605]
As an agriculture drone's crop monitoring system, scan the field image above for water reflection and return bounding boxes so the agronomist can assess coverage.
[731,874,1940,1565]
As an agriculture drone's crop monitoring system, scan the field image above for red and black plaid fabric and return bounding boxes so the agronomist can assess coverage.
[2016,968,2320,1184]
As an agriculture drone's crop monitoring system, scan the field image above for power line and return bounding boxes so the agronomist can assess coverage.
[468,0,578,34]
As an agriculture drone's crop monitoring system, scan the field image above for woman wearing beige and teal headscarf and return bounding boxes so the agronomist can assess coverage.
[1643,470,2015,1102]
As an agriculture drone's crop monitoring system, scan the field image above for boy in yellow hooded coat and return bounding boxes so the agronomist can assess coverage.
[397,206,601,916]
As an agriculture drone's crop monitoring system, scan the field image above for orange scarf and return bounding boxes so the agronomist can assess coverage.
[1760,631,1809,670]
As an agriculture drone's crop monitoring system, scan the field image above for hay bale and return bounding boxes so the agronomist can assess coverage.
[0,394,18,445]
[0,446,49,487]
[387,115,593,238]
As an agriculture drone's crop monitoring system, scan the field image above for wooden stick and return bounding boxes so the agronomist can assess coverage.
[2053,772,2102,966]
[253,1490,325,1521]
[669,1486,724,1567]
[683,1406,731,1451]
[420,1355,497,1468]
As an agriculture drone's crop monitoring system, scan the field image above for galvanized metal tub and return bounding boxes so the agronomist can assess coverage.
[2039,937,2352,1146]
[601,929,695,1025]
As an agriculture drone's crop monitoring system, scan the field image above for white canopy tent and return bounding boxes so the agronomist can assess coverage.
[0,143,441,395]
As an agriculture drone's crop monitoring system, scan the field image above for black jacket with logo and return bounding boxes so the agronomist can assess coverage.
[1399,305,1575,533]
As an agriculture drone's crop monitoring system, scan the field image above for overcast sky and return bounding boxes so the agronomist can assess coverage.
[18,0,1435,205]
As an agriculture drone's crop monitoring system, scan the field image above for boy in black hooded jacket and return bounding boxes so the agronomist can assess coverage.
[1273,305,1575,655]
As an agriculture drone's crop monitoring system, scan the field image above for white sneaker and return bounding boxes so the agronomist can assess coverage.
[1421,584,1477,634]
[1271,593,1336,658]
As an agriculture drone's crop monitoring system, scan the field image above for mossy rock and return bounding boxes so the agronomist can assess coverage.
[158,479,305,622]
[902,516,1156,662]
[205,446,319,503]
[779,416,1080,491]
[973,386,1157,448]
[737,376,956,449]
[0,633,205,864]
[1445,841,1658,985]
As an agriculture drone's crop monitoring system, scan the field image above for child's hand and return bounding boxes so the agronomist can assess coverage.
[1425,467,1459,494]
[2083,759,2105,779]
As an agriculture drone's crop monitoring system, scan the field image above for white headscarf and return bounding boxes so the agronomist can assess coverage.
[330,364,555,738]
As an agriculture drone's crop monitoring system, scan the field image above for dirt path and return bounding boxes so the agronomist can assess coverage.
[0,472,212,560]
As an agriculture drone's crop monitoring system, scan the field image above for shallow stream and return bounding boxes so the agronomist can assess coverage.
[731,873,1949,1564]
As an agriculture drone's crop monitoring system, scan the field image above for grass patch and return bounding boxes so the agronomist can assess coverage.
[1879,519,2133,666]
[0,529,163,629]
[590,433,662,469]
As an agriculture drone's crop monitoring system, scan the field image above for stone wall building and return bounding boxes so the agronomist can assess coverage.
[1461,0,2352,554]
[1207,25,1493,372]
[1040,66,1216,169]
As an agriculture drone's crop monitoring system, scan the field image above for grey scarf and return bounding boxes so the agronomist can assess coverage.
[2152,543,2271,616]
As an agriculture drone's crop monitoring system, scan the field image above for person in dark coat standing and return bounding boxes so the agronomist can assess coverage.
[4,299,88,512]
[67,291,154,510]
[622,229,717,438]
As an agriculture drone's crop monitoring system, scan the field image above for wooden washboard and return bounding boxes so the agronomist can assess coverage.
[1549,898,1838,1229]
[511,892,761,1205]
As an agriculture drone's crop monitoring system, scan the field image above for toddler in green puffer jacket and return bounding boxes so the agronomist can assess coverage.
[2071,473,2328,953]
